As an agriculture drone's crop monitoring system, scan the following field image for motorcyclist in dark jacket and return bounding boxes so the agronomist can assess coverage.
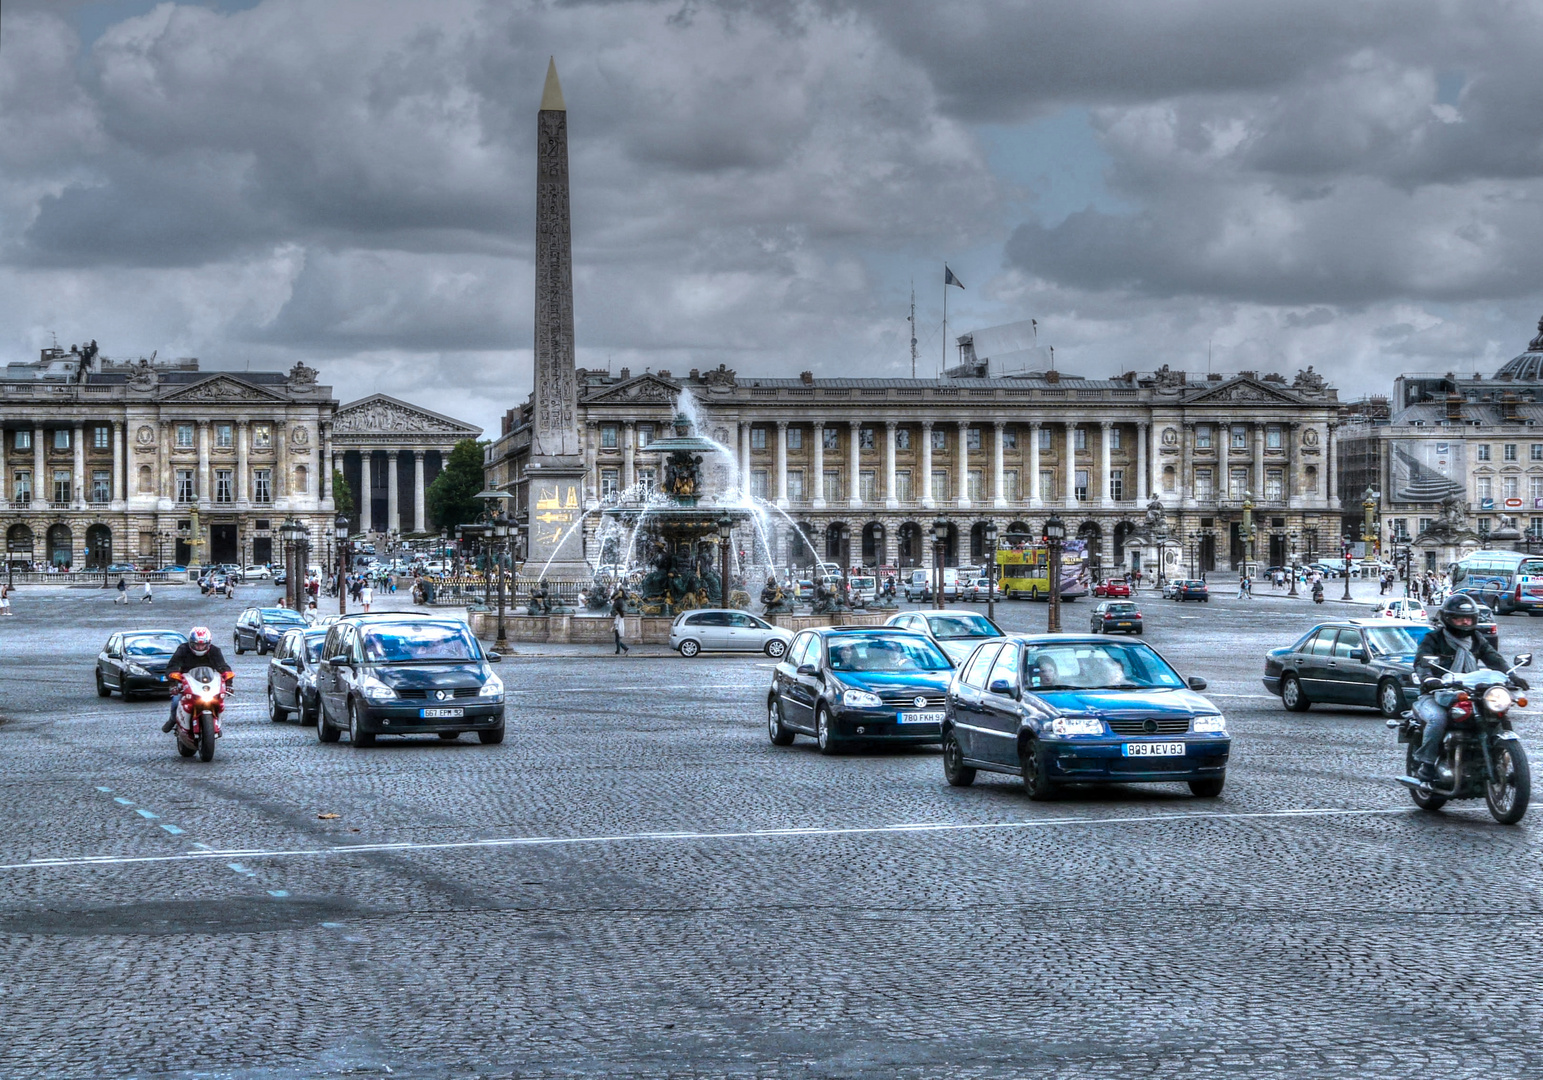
[161,627,234,732]
[1410,594,1521,781]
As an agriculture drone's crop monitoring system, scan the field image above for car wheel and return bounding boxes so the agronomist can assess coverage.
[678,639,700,658]
[767,697,795,746]
[764,638,787,659]
[941,728,975,787]
[1282,674,1311,712]
[267,686,289,723]
[257,640,269,656]
[1189,775,1225,797]
[1378,678,1405,719]
[235,638,246,656]
[478,725,505,745]
[348,700,375,747]
[316,703,340,743]
[96,671,112,698]
[816,706,839,755]
[1019,741,1057,800]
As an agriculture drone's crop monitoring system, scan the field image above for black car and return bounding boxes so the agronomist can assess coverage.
[766,627,954,754]
[314,617,505,746]
[1173,580,1209,602]
[234,606,309,655]
[1090,600,1143,635]
[96,630,187,699]
[1262,618,1426,717]
[267,626,331,723]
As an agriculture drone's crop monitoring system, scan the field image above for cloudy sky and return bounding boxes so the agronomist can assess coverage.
[4,0,1543,436]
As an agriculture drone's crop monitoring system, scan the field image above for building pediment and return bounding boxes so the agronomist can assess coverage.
[583,374,680,405]
[1181,377,1305,407]
[158,375,290,404]
[333,394,481,438]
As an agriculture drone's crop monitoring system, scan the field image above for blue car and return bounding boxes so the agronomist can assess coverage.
[234,605,310,655]
[942,634,1229,798]
[767,627,954,753]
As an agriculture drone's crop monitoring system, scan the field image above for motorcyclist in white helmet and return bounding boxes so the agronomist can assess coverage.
[161,627,233,733]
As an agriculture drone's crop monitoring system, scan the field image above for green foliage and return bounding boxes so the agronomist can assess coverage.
[427,439,488,529]
[331,470,354,518]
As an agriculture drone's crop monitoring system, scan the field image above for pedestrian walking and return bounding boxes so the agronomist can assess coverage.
[141,580,153,604]
[361,583,373,612]
[611,589,629,655]
[114,577,129,604]
[0,584,11,616]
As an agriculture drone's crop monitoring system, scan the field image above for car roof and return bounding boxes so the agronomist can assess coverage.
[1001,633,1152,645]
[122,629,185,639]
[815,625,929,637]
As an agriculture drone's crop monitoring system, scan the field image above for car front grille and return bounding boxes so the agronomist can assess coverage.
[395,687,481,700]
[1106,717,1192,736]
[878,691,946,709]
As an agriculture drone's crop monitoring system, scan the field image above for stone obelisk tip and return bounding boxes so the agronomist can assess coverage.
[540,57,565,112]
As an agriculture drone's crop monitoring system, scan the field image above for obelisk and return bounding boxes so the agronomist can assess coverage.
[525,57,587,575]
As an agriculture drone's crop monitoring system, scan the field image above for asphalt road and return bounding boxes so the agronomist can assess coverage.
[2,581,1542,1079]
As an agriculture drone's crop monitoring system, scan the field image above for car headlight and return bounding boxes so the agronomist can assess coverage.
[126,663,151,677]
[478,673,504,698]
[1483,686,1513,713]
[359,675,397,702]
[1051,716,1104,736]
[841,688,884,709]
[1192,714,1227,733]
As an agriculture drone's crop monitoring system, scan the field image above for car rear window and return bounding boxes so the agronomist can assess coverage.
[362,624,479,663]
[1106,603,1138,614]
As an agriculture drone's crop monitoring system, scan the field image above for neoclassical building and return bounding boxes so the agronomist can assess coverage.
[331,395,482,537]
[487,361,1343,576]
[0,349,336,569]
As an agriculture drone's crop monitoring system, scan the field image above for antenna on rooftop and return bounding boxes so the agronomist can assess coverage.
[1049,345,1055,371]
[908,283,918,379]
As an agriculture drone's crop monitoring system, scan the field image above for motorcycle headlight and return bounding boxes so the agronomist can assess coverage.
[126,663,151,677]
[478,673,504,698]
[1051,716,1105,736]
[360,675,397,702]
[841,688,884,709]
[1483,686,1513,714]
[1192,714,1227,733]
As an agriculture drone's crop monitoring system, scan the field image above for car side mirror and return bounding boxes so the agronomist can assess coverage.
[1515,653,1533,668]
[487,652,502,663]
[988,678,1017,697]
[327,655,350,667]
[1187,676,1208,691]
[1350,650,1368,662]
[796,663,820,677]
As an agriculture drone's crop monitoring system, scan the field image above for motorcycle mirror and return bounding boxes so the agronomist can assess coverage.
[1422,677,1444,693]
[1514,653,1533,669]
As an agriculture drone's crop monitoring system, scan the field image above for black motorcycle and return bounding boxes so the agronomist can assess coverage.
[1390,653,1533,824]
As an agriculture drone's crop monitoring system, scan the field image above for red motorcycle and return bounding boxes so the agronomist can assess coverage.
[171,666,228,762]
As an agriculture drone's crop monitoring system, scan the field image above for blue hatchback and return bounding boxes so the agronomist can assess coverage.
[942,634,1229,798]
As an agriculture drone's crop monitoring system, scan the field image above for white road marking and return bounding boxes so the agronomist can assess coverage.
[2,805,1414,874]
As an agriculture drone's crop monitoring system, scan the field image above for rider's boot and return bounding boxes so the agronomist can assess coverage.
[1415,760,1439,783]
[162,702,179,733]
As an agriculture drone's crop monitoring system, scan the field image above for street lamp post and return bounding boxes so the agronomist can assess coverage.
[492,510,509,653]
[931,518,949,611]
[278,518,303,609]
[1044,515,1065,633]
[983,519,998,623]
[717,516,734,609]
[1287,531,1300,598]
[1240,491,1256,581]
[335,514,350,615]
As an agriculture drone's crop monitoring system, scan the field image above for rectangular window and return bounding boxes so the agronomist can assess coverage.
[600,468,620,497]
[1479,518,1492,536]
[600,425,618,449]
[787,470,804,501]
[786,428,802,451]
[1505,443,1518,462]
[1532,517,1543,538]
[1265,468,1284,502]
[1266,425,1283,449]
[1231,427,1247,450]
[895,469,913,502]
[967,469,985,502]
[1477,444,1491,461]
[1391,518,1409,541]
[1003,470,1019,502]
[53,469,71,503]
[1002,429,1017,450]
[823,427,839,451]
[175,424,194,449]
[1038,428,1052,451]
[637,423,654,447]
[1195,468,1214,500]
[966,428,982,451]
[1531,476,1543,503]
[1108,427,1121,450]
[253,469,272,504]
[823,469,842,503]
[1074,470,1089,501]
[215,423,233,449]
[859,428,876,450]
[895,428,912,451]
[1109,469,1123,502]
[1039,469,1056,500]
[175,469,195,503]
[215,469,233,504]
[91,470,110,504]
[750,428,767,450]
[1532,444,1543,462]
[750,470,768,500]
[1419,517,1433,535]
[14,430,31,451]
[252,424,271,450]
[931,428,946,451]
[1504,476,1519,500]
[12,471,31,503]
[1229,468,1248,500]
[1074,428,1087,451]
[637,466,657,491]
[1476,476,1493,500]
[931,469,949,501]
[1196,425,1212,450]
[53,429,70,451]
[93,426,111,450]
[859,470,878,502]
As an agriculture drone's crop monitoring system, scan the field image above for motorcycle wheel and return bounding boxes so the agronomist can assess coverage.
[197,711,216,762]
[1485,739,1530,825]
[1406,746,1446,812]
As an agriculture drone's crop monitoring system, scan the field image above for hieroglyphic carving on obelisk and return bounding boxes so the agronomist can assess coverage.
[532,56,580,460]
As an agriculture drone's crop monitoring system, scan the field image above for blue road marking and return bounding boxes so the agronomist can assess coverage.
[113,797,134,806]
[159,824,185,836]
[191,843,212,850]
[228,863,253,875]
[95,787,112,793]
[321,922,343,928]
[267,890,289,898]
[135,809,158,820]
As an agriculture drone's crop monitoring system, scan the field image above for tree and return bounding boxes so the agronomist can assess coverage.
[332,470,354,519]
[427,438,487,529]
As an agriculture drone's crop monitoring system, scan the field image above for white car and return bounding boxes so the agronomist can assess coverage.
[670,609,793,658]
[883,609,1005,666]
[1376,599,1428,623]
[242,564,273,580]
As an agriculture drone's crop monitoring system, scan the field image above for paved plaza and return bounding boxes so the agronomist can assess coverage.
[2,579,1541,1078]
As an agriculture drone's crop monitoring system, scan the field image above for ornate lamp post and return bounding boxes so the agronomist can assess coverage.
[1044,515,1066,632]
[717,516,734,609]
[931,518,949,611]
[278,518,303,609]
[983,519,999,623]
[491,509,510,652]
[1287,530,1300,598]
[335,513,350,615]
[1240,491,1256,580]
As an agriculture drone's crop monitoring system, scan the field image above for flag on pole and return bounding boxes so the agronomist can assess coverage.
[944,265,964,289]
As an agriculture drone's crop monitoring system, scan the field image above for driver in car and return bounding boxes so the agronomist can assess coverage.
[160,626,234,733]
[1024,654,1060,690]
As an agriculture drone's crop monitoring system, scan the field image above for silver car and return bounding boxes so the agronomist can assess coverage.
[883,609,1005,666]
[670,609,794,658]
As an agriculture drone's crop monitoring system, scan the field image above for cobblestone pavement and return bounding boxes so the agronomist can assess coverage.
[1,581,1541,1079]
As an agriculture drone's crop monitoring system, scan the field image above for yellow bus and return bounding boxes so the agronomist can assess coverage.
[997,540,1090,601]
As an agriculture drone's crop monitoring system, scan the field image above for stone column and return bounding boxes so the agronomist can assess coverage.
[111,421,125,508]
[1327,423,1340,508]
[1253,424,1265,498]
[196,421,211,509]
[1136,422,1149,501]
[412,451,425,532]
[156,422,170,510]
[739,422,751,495]
[33,425,44,506]
[1220,422,1232,498]
[1064,421,1077,507]
[623,421,636,489]
[1286,422,1301,508]
[1099,421,1113,508]
[848,420,861,507]
[884,421,899,508]
[956,420,970,508]
[72,423,85,507]
[360,451,373,533]
[236,421,250,510]
[1181,423,1195,508]
[920,421,934,507]
[775,420,789,507]
[275,419,288,501]
[0,423,7,503]
[993,421,1007,508]
[811,422,826,509]
[320,422,333,505]
[583,423,597,506]
[1028,421,1042,507]
[387,450,400,534]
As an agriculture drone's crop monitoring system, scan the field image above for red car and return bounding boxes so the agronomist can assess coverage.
[1093,579,1132,598]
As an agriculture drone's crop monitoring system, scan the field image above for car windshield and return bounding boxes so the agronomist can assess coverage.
[362,624,480,663]
[1363,626,1424,654]
[261,609,307,626]
[125,633,184,656]
[925,614,1001,640]
[1022,641,1185,691]
[828,636,951,672]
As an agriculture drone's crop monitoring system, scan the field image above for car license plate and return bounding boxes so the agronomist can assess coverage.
[421,707,464,719]
[1116,622,1132,628]
[1124,742,1185,757]
[898,710,944,724]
